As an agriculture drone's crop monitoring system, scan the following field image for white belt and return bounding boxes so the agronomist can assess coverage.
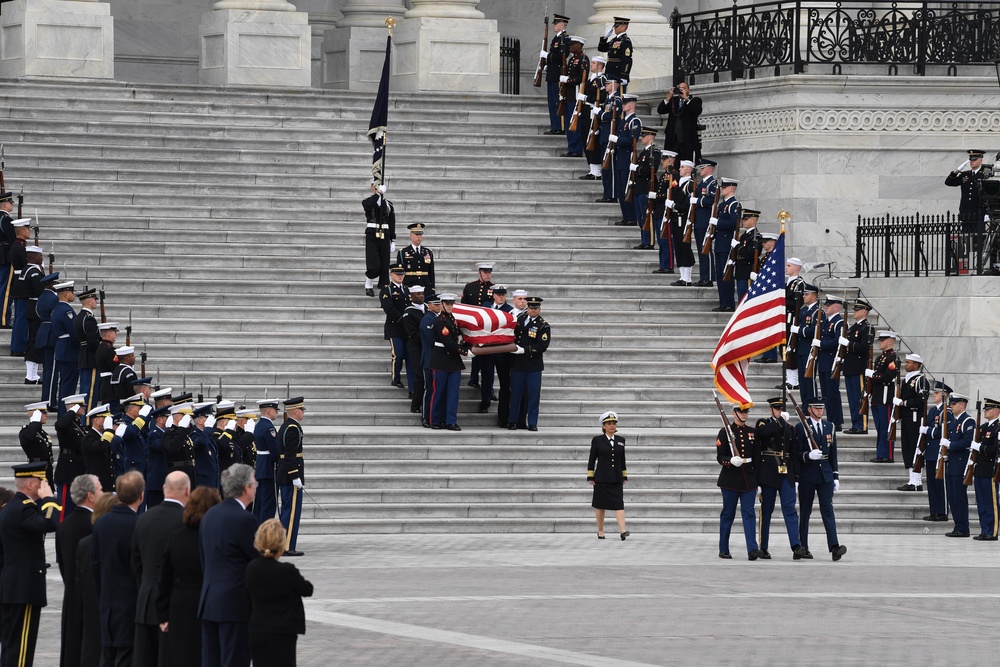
[58,334,70,338]
[257,451,269,456]
[366,223,387,229]
[434,342,445,347]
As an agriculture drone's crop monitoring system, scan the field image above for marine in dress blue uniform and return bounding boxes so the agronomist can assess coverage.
[868,330,899,462]
[942,393,974,536]
[396,223,435,290]
[50,280,80,415]
[895,353,930,491]
[507,297,550,431]
[543,14,570,134]
[711,177,740,311]
[561,36,589,157]
[970,397,1000,540]
[795,398,847,560]
[277,397,306,556]
[816,295,845,430]
[920,382,951,521]
[380,264,411,390]
[632,128,660,249]
[429,294,466,430]
[794,285,820,405]
[253,399,280,523]
[612,94,641,226]
[693,160,718,285]
[598,16,632,92]
[842,299,875,433]
[716,404,760,559]
[73,288,101,413]
[755,397,809,559]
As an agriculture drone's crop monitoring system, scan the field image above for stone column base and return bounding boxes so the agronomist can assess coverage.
[577,22,673,95]
[321,26,393,91]
[0,0,114,79]
[391,17,499,93]
[199,9,311,87]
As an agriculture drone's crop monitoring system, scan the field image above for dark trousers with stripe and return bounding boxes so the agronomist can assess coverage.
[719,488,758,555]
[973,477,999,537]
[759,478,799,552]
[430,369,461,426]
[253,477,277,523]
[508,370,542,427]
[0,264,12,328]
[946,473,970,534]
[546,81,561,132]
[798,479,838,552]
[797,355,817,406]
[844,373,865,431]
[78,367,99,414]
[1,603,40,667]
[53,361,79,417]
[41,348,55,410]
[11,299,27,355]
[422,368,434,422]
[715,252,735,309]
[279,483,303,551]
[872,403,893,460]
[389,337,410,388]
[694,224,712,283]
[924,456,947,516]
[817,370,843,427]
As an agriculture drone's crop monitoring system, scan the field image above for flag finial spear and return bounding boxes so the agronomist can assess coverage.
[385,16,396,34]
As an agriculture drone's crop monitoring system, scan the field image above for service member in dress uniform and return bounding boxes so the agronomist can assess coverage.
[588,411,629,540]
[816,294,845,431]
[277,396,306,556]
[95,322,118,406]
[970,397,1000,540]
[12,245,43,375]
[612,94,642,227]
[755,397,809,559]
[235,408,258,468]
[793,284,820,404]
[380,264,411,390]
[0,462,61,667]
[73,287,101,412]
[648,150,677,271]
[632,128,661,250]
[0,191,16,327]
[162,402,197,491]
[508,297,550,432]
[841,299,875,434]
[716,403,760,560]
[82,403,120,492]
[461,262,494,389]
[192,402,219,490]
[666,159,696,284]
[942,393,974,537]
[54,394,88,518]
[920,381,951,522]
[253,398,280,523]
[598,16,632,92]
[401,285,427,415]
[144,405,171,508]
[109,345,139,407]
[429,294,467,431]
[543,14,571,135]
[693,160,717,286]
[213,402,240,473]
[419,292,443,427]
[561,36,589,158]
[119,393,152,480]
[895,353,930,491]
[796,398,846,560]
[945,149,988,233]
[362,182,395,297]
[36,273,59,409]
[581,56,607,182]
[19,401,54,485]
[396,223,435,290]
[711,177,741,312]
[478,286,512,415]
[50,280,79,414]
[595,80,620,204]
[6,219,30,345]
[732,210,761,304]
[867,330,899,462]
[772,257,805,378]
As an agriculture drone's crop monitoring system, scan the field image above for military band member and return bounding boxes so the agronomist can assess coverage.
[380,264,411,390]
[429,294,466,431]
[362,182,396,297]
[74,287,101,413]
[775,258,805,382]
[561,36,589,158]
[796,398,846,560]
[507,297,551,432]
[82,404,121,492]
[612,94,641,227]
[942,393,974,537]
[543,13,571,135]
[755,397,808,559]
[588,411,629,540]
[920,382,950,522]
[711,177,740,312]
[817,295,845,431]
[397,223,434,290]
[970,397,1000,540]
[716,404,760,560]
[462,262,494,389]
[277,396,306,556]
[598,16,632,92]
[667,159,696,285]
[580,56,607,182]
[0,191,16,327]
[732,209,761,303]
[793,284,820,404]
[253,399,280,522]
[632,128,661,250]
[19,401,54,484]
[867,330,899,462]
[401,285,427,415]
[50,280,79,415]
[894,353,930,491]
[842,299,875,434]
[54,394,88,517]
[595,80,621,204]
[693,160,718,286]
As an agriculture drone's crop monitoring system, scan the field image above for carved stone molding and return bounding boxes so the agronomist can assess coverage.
[700,109,1000,137]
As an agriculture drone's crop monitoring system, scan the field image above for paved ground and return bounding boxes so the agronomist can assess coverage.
[35,531,997,666]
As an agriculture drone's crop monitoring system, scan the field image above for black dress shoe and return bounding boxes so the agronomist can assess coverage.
[844,428,862,434]
[422,421,431,428]
[794,549,813,560]
[595,197,616,203]
[284,550,304,557]
[897,484,922,491]
[718,552,732,559]
[669,279,687,286]
[507,423,517,430]
[652,268,671,274]
[491,392,498,400]
[984,536,998,541]
[632,244,651,250]
[543,129,563,135]
[408,392,413,399]
[597,534,606,539]
[973,534,988,541]
[945,531,970,537]
[754,358,778,364]
[759,549,771,559]
[445,424,462,431]
[922,514,948,522]
[831,544,847,561]
[468,381,480,388]
[365,288,375,297]
[579,173,599,180]
[869,457,890,463]
[748,549,761,561]
[391,381,404,388]
[410,407,421,414]
[614,219,629,226]
[528,425,538,431]
[695,280,713,287]
[560,152,582,158]
[432,424,443,430]
[620,531,630,541]
[711,306,729,312]
[625,220,637,226]
[834,424,842,432]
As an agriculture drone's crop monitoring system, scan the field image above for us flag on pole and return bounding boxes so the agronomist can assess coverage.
[710,233,787,408]
[366,34,391,184]
[452,304,517,345]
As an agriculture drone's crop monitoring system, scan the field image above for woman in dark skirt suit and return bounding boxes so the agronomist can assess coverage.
[588,411,629,540]
[246,518,314,667]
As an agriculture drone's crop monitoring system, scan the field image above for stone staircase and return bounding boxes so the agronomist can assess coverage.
[0,79,932,534]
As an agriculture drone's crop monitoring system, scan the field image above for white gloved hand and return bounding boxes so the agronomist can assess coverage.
[608,134,619,143]
[647,192,657,200]
[808,449,824,460]
[730,238,740,248]
[864,369,875,378]
[834,479,840,492]
[729,456,744,467]
[30,410,42,423]
[245,418,256,433]
[540,50,549,59]
[919,425,929,435]
[576,93,587,102]
[139,404,152,417]
[892,397,903,407]
[513,346,525,355]
[621,79,628,86]
[958,160,970,171]
[115,422,127,438]
[70,404,82,414]
[795,482,799,492]
[390,241,396,254]
[225,419,236,432]
[838,336,850,346]
[780,411,790,421]
[985,214,991,223]
[750,272,758,281]
[377,184,387,195]
[166,414,175,428]
[790,325,800,335]
[178,414,192,429]
[939,437,951,449]
[205,415,216,429]
[810,339,821,349]
[971,441,982,452]
[605,27,614,38]
[665,199,675,210]
[292,478,303,488]
[629,163,638,172]
[708,217,718,227]
[559,75,569,84]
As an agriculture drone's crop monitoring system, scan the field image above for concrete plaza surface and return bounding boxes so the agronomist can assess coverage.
[34,532,997,666]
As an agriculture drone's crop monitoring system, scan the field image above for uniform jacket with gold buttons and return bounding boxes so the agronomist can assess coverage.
[588,434,627,483]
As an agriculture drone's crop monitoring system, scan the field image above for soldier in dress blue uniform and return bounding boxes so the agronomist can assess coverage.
[816,295,845,431]
[711,177,741,312]
[419,293,442,427]
[380,264,411,390]
[400,286,427,415]
[598,16,632,92]
[429,294,467,431]
[54,393,88,517]
[191,402,219,490]
[895,353,930,491]
[253,399,280,522]
[755,397,809,559]
[595,80,621,204]
[842,299,875,434]
[478,286,512,415]
[693,160,717,286]
[118,393,151,481]
[561,36,589,158]
[461,262,494,389]
[0,191,16,327]
[970,397,1000,540]
[716,403,760,560]
[920,381,951,522]
[793,284,820,405]
[162,399,196,489]
[396,223,435,290]
[362,182,396,297]
[581,56,608,182]
[95,321,118,407]
[35,273,59,407]
[795,398,847,561]
[507,296,550,432]
[732,210,761,303]
[73,288,101,412]
[277,396,306,556]
[868,330,899,462]
[649,151,678,272]
[543,14,570,135]
[632,128,660,250]
[942,393,974,537]
[612,94,641,227]
[213,402,241,474]
[588,411,629,540]
[50,280,79,415]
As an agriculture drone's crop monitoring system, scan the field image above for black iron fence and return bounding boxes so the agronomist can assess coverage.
[672,0,1000,82]
[855,211,999,277]
[500,37,520,95]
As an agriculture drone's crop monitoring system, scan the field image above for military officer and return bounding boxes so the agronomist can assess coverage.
[792,284,820,404]
[54,394,88,517]
[72,287,101,412]
[253,398,280,522]
[362,182,395,297]
[429,294,467,431]
[277,396,306,556]
[716,404,760,560]
[816,295,845,431]
[0,462,60,667]
[396,223,434,290]
[755,397,808,559]
[612,93,641,227]
[598,16,632,92]
[6,219,30,340]
[478,286,512,415]
[543,13,571,135]
[380,264,411,391]
[0,191,16,327]
[213,401,241,473]
[945,149,988,234]
[842,299,875,434]
[895,353,930,491]
[693,160,717,286]
[191,402,219,489]
[36,274,59,409]
[666,159,696,284]
[508,296,550,432]
[732,209,761,303]
[561,36,589,158]
[776,258,805,384]
[867,330,899,462]
[19,401,54,484]
[119,393,152,479]
[595,79,620,203]
[82,404,121,492]
[632,128,661,250]
[920,381,951,522]
[144,405,171,507]
[162,402,196,490]
[462,262,494,389]
[50,280,79,415]
[401,286,427,415]
[711,177,741,312]
[796,398,846,560]
[970,397,1000,540]
[581,55,608,182]
[235,407,258,468]
[942,393,974,537]
[94,322,118,407]
[419,292,443,427]
[11,244,43,374]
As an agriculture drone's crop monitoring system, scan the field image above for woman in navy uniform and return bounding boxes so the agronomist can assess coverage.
[795,398,847,561]
[716,403,760,560]
[755,397,808,559]
[587,411,629,540]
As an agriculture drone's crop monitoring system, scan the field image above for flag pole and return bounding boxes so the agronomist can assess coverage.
[380,17,395,187]
[778,209,791,405]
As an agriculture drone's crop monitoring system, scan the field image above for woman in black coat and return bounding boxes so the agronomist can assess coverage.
[587,411,629,540]
[156,486,221,667]
[246,518,314,667]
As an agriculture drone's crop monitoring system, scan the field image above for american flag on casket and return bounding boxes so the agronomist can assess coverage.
[451,304,517,345]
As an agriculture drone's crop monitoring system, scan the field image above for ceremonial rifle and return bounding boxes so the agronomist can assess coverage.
[934,385,951,480]
[712,391,739,458]
[887,373,902,443]
[217,376,224,404]
[963,393,982,486]
[700,175,721,255]
[641,155,657,236]
[623,139,638,202]
[722,231,739,282]
[141,344,147,378]
[912,387,933,474]
[681,178,696,244]
[659,169,675,241]
[568,79,586,132]
[532,13,548,88]
[601,97,618,170]
[0,143,5,193]
[556,49,568,118]
[48,241,54,276]
[789,394,822,453]
[585,83,602,153]
[831,304,849,381]
[859,341,874,416]
[803,307,822,379]
[126,309,132,346]
[16,187,23,219]
[98,281,107,323]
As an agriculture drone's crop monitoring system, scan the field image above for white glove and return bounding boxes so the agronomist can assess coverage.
[647,192,657,200]
[115,422,127,438]
[958,160,970,171]
[178,414,192,429]
[70,404,82,414]
[985,214,991,223]
[576,93,587,102]
[30,410,42,423]
[971,441,982,452]
[864,369,875,378]
[780,411,790,421]
[708,217,718,227]
[629,163,638,172]
[205,415,216,429]
[292,478,303,488]
[390,241,396,254]
[919,425,929,435]
[513,346,525,355]
[540,49,548,59]
[808,449,824,460]
[892,397,903,407]
[665,199,675,210]
[833,479,840,492]
[729,456,744,467]
[166,414,175,428]
[225,419,236,432]
[730,238,740,248]
[838,336,850,346]
[604,27,614,38]
[795,482,799,492]
[139,404,152,417]
[810,339,821,349]
[245,418,256,433]
[377,184,387,194]
[559,75,569,84]
[790,325,800,335]
[621,79,628,86]
[608,134,619,143]
[939,437,951,449]
[749,272,758,281]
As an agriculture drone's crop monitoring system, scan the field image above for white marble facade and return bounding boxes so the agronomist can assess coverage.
[199,6,312,86]
[0,0,115,79]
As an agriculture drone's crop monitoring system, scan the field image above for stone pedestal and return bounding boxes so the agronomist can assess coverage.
[577,1,671,95]
[199,8,312,86]
[0,0,114,79]
[320,0,406,90]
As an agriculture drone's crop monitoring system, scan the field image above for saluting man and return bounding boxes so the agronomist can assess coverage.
[716,403,760,560]
[396,223,435,290]
[842,299,875,434]
[755,397,809,559]
[508,296,550,432]
[54,394,89,517]
[19,401,54,484]
[796,398,847,561]
[945,149,988,234]
[277,396,306,557]
[598,16,632,92]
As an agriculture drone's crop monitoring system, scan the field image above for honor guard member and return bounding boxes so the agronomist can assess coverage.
[0,191,16,327]
[380,264,412,390]
[842,299,875,434]
[920,381,951,522]
[396,223,435,290]
[796,398,846,561]
[716,403,761,560]
[895,353,930,491]
[711,177,741,312]
[12,244,43,368]
[6,219,30,338]
[401,285,427,415]
[777,258,805,385]
[793,284,820,404]
[19,401,54,484]
[429,294,467,431]
[151,386,173,409]
[816,295,845,431]
[561,36,589,158]
[109,345,140,407]
[693,160,718,286]
[362,182,395,297]
[758,233,778,267]
[22,255,46,387]
[36,273,59,409]
[595,80,620,204]
[119,393,152,479]
[74,287,101,411]
[867,330,899,462]
[732,210,761,303]
[598,16,632,92]
[462,262,494,388]
[649,150,677,271]
[667,159,696,284]
[235,408,258,468]
[419,292,443,427]
[144,405,171,507]
[942,393,974,537]
[971,397,1000,540]
[253,398,280,522]
[277,397,306,556]
[162,403,196,490]
[213,402,240,473]
[945,149,988,234]
[755,397,809,559]
[543,14,571,135]
[54,394,88,517]
[612,94,642,227]
[632,128,661,250]
[581,56,608,182]
[478,286,512,415]
[508,296,550,432]
[0,462,61,667]
[50,280,80,414]
[82,404,121,492]
[191,402,219,490]
[95,322,119,406]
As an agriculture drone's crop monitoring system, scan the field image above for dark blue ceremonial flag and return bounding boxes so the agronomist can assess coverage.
[367,34,391,185]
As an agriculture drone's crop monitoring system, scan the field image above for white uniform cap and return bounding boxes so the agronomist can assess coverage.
[787,258,803,267]
[876,330,899,339]
[512,289,528,297]
[409,285,425,294]
[599,410,619,425]
[116,345,135,356]
[11,218,31,228]
[25,246,42,254]
[680,160,695,168]
[24,401,48,411]
[592,56,607,65]
[63,393,87,405]
[905,353,924,364]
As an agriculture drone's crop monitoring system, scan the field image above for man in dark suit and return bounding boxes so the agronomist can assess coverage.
[131,471,190,667]
[91,470,144,667]
[795,398,847,561]
[199,463,258,667]
[658,81,703,162]
[0,462,61,667]
[56,473,103,667]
